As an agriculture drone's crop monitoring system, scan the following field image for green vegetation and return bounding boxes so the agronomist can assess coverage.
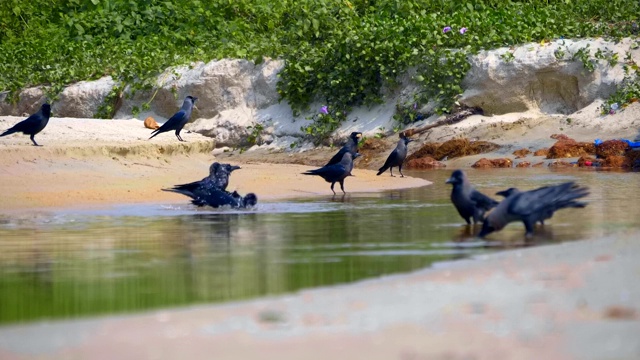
[1,0,639,132]
[602,73,640,115]
[601,42,640,115]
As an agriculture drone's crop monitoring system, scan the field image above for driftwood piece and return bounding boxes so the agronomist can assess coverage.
[401,107,483,138]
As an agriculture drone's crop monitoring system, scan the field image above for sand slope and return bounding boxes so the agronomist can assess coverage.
[0,118,429,211]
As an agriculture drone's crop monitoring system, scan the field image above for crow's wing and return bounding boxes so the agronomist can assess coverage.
[470,189,499,210]
[507,182,587,216]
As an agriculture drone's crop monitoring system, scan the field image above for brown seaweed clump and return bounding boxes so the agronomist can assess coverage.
[547,139,596,159]
[512,148,531,158]
[356,138,388,167]
[602,155,629,168]
[548,160,575,168]
[359,137,386,151]
[405,142,441,161]
[534,148,549,157]
[405,157,446,169]
[472,158,513,168]
[596,140,630,158]
[407,138,500,162]
[626,149,640,169]
[577,156,600,167]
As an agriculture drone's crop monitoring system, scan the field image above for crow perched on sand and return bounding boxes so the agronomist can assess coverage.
[480,182,589,238]
[325,131,362,166]
[149,96,197,142]
[377,136,413,177]
[445,169,499,225]
[304,152,358,195]
[1,103,51,146]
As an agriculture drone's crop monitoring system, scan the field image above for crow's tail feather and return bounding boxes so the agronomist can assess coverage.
[0,127,18,137]
[161,187,196,199]
[554,184,590,210]
[149,128,162,140]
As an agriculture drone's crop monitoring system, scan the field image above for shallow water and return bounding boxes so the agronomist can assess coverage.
[0,168,638,324]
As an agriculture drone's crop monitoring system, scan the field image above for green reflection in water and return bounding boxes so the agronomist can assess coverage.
[0,168,638,324]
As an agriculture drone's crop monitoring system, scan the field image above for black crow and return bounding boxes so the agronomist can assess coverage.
[192,190,258,208]
[496,187,548,225]
[480,182,589,238]
[304,152,358,195]
[163,162,240,200]
[212,163,241,190]
[377,136,413,177]
[445,169,499,224]
[1,103,51,146]
[149,96,197,142]
[325,131,362,166]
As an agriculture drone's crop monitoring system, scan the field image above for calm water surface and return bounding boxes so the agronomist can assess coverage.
[0,168,638,324]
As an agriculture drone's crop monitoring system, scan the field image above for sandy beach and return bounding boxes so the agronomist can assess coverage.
[0,117,430,212]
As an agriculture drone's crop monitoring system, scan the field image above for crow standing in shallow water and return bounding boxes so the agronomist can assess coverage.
[325,131,362,166]
[377,136,413,177]
[1,103,51,146]
[445,169,499,225]
[479,182,589,238]
[149,96,197,142]
[304,152,358,195]
[496,188,547,225]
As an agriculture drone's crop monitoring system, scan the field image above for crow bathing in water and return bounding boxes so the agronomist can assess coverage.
[163,162,256,208]
[164,162,241,201]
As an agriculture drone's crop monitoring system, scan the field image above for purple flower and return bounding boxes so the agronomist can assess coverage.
[609,109,616,115]
[320,105,329,114]
[460,27,468,34]
[443,26,452,33]
[413,103,417,110]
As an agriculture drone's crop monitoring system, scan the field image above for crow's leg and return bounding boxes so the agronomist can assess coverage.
[176,130,186,142]
[523,219,535,239]
[30,134,41,146]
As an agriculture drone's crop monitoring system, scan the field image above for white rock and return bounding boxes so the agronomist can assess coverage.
[461,38,637,115]
[53,76,116,118]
